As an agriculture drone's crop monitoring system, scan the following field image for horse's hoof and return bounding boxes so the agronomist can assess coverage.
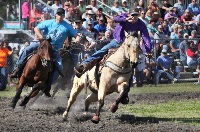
[63,111,68,119]
[91,115,100,124]
[110,103,118,113]
[8,103,16,109]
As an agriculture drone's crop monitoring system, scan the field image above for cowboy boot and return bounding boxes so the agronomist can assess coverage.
[74,58,101,78]
[10,61,27,78]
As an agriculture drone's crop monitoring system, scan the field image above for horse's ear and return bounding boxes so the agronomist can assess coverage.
[124,31,129,37]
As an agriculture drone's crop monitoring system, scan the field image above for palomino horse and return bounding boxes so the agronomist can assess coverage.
[63,31,140,123]
[10,39,53,109]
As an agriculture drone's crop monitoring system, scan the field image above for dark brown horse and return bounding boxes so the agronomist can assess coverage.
[10,39,53,109]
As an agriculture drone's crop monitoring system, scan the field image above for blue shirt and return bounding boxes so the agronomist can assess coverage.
[157,55,172,70]
[170,32,181,49]
[37,19,77,50]
[42,7,54,17]
[113,13,152,52]
[187,3,200,16]
[94,24,107,33]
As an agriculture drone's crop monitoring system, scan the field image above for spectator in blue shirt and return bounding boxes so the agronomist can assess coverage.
[94,17,107,37]
[187,0,200,17]
[42,1,54,18]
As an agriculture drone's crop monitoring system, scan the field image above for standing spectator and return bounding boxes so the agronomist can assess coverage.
[179,33,189,66]
[139,10,149,26]
[187,0,200,17]
[22,0,30,30]
[3,39,14,87]
[121,0,130,13]
[0,40,12,91]
[186,41,200,71]
[160,0,173,19]
[174,0,186,18]
[111,0,123,15]
[170,26,182,59]
[156,49,176,84]
[194,43,200,85]
[42,1,54,18]
[29,3,42,30]
[77,0,86,15]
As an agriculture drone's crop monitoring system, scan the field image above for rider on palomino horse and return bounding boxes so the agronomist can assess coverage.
[10,8,81,97]
[74,8,152,104]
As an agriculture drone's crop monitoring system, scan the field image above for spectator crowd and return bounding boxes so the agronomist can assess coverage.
[1,0,200,90]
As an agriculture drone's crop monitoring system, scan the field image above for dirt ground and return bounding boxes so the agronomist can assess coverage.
[0,90,200,132]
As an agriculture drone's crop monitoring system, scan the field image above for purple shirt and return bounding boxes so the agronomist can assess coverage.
[113,13,152,52]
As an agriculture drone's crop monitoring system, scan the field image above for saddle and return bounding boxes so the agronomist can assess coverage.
[94,48,118,88]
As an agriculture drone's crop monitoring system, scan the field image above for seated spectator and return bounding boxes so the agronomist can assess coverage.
[42,1,54,18]
[180,9,193,23]
[147,18,157,38]
[121,0,130,13]
[29,3,42,30]
[152,12,160,25]
[148,0,160,13]
[40,13,51,21]
[186,41,200,71]
[160,0,173,19]
[95,30,112,51]
[161,20,170,36]
[136,0,146,11]
[111,0,123,15]
[83,10,95,29]
[154,25,168,57]
[52,0,62,11]
[145,9,153,21]
[187,22,195,35]
[98,0,110,13]
[94,17,107,37]
[174,0,186,18]
[106,17,115,36]
[164,7,177,20]
[182,23,189,34]
[139,10,149,26]
[77,0,86,15]
[96,7,107,24]
[170,26,182,59]
[187,0,200,17]
[88,0,98,13]
[156,49,176,84]
[179,33,189,66]
[86,20,99,40]
[189,30,198,45]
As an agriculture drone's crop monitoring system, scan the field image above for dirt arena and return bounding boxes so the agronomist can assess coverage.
[0,90,200,132]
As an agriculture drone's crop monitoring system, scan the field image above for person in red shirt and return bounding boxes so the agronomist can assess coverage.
[0,40,12,90]
[180,9,193,23]
[186,41,200,72]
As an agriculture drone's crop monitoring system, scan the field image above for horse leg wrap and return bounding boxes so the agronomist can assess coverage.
[19,96,30,107]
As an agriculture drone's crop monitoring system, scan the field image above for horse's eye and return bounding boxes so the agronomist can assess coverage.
[128,45,130,48]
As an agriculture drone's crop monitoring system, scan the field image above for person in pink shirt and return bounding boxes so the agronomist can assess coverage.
[22,0,31,30]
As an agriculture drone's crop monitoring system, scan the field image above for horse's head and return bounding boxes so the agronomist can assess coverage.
[123,31,141,68]
[38,39,53,66]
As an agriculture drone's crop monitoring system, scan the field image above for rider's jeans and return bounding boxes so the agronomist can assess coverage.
[14,43,63,84]
[81,39,121,64]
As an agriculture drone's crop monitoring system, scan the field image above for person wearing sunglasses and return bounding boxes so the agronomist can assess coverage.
[74,8,152,104]
[10,8,80,97]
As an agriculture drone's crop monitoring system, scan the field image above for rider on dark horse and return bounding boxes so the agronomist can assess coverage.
[10,8,81,97]
[74,8,153,104]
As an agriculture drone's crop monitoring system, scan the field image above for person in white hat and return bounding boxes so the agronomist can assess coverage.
[121,0,130,13]
[111,0,123,15]
[82,10,95,28]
